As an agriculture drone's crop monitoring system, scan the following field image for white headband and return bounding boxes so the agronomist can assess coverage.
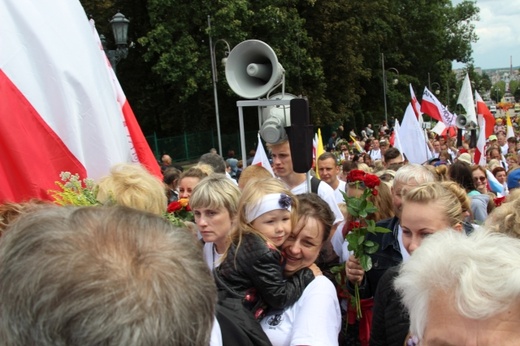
[245,193,292,223]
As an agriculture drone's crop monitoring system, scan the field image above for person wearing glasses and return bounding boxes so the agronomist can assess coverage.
[448,161,489,223]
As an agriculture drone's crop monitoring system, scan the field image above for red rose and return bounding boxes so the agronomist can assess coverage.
[167,201,182,213]
[347,169,366,183]
[363,174,380,189]
[372,188,379,196]
[185,204,192,212]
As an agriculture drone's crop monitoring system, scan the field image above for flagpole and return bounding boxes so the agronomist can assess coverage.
[382,53,388,125]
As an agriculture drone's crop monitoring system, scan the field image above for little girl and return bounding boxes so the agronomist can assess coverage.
[214,177,320,346]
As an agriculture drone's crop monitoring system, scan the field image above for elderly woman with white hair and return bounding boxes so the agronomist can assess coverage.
[395,229,520,345]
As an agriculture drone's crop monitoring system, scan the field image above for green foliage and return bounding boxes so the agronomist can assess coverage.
[79,0,480,135]
[49,172,100,206]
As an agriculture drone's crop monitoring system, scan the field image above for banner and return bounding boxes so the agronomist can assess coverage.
[0,0,160,202]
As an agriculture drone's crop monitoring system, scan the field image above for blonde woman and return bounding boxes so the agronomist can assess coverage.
[190,174,241,271]
[96,163,166,215]
[370,181,468,346]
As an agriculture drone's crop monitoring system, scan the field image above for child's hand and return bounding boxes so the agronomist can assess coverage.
[308,263,322,276]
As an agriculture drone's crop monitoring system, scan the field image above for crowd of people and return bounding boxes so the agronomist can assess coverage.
[0,117,520,345]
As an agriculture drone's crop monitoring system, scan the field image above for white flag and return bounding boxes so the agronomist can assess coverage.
[399,104,431,164]
[392,119,405,161]
[457,73,477,125]
[252,134,275,177]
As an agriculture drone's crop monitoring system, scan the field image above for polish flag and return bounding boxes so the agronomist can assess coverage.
[409,84,424,124]
[473,115,487,166]
[475,91,495,138]
[0,0,160,203]
[251,134,275,177]
[420,87,457,126]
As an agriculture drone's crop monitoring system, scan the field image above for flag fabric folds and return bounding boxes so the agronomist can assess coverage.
[420,88,456,126]
[506,113,515,139]
[397,104,432,164]
[252,134,275,177]
[315,129,325,178]
[474,115,487,166]
[0,0,160,203]
[475,90,495,139]
[409,84,424,124]
[457,73,477,125]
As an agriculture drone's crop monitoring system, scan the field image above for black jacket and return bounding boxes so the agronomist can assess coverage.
[215,232,314,313]
[347,216,403,299]
[369,266,410,346]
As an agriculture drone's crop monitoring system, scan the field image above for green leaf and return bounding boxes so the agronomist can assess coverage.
[375,226,392,234]
[357,235,365,245]
[365,243,380,254]
[364,240,375,247]
[360,254,373,271]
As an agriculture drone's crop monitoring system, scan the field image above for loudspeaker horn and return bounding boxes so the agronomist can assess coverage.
[259,93,296,144]
[456,115,468,129]
[225,40,285,99]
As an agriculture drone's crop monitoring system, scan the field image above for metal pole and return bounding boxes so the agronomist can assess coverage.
[382,53,388,125]
[207,15,223,156]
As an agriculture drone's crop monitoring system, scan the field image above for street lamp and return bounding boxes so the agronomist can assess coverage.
[431,82,441,95]
[100,11,130,75]
[207,15,231,157]
[382,53,399,125]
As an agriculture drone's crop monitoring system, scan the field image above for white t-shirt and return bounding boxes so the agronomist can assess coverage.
[203,242,223,272]
[369,148,382,161]
[209,317,223,346]
[331,221,349,262]
[333,180,347,205]
[260,276,341,346]
[291,177,344,225]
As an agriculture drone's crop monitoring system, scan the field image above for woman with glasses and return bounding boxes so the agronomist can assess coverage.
[448,161,489,223]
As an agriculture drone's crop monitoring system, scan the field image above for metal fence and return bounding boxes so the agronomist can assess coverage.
[145,130,259,163]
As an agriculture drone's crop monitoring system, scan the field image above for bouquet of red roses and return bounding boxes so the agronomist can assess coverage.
[332,169,390,319]
[165,198,194,227]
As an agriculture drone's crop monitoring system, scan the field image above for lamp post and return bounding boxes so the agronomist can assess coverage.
[100,12,130,75]
[431,82,441,95]
[382,53,399,125]
[207,15,231,157]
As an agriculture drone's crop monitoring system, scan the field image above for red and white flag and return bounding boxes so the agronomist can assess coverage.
[475,90,495,139]
[420,87,456,126]
[474,114,487,166]
[252,134,275,177]
[0,0,160,203]
[409,84,424,123]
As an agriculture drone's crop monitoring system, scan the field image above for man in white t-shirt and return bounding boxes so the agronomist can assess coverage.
[269,140,344,225]
[317,152,347,204]
[368,139,382,161]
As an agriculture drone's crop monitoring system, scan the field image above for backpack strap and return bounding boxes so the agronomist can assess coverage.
[310,176,321,194]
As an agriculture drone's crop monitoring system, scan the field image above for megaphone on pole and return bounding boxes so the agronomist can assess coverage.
[456,115,468,129]
[259,93,296,144]
[225,40,285,99]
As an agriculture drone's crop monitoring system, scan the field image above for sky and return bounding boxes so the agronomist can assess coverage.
[452,0,520,70]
